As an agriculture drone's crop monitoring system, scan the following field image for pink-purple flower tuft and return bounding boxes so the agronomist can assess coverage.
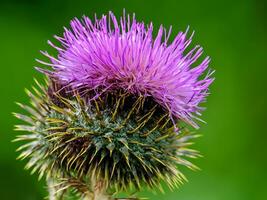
[37,11,214,129]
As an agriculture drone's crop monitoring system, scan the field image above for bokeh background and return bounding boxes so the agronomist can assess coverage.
[1,0,267,199]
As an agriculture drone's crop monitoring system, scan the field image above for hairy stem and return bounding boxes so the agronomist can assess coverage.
[47,178,58,200]
[88,178,110,200]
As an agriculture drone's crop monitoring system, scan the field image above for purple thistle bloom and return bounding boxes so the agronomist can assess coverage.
[37,11,214,128]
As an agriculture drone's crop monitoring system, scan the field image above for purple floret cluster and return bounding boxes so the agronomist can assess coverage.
[37,11,214,128]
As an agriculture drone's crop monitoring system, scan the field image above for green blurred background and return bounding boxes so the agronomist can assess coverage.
[1,0,266,199]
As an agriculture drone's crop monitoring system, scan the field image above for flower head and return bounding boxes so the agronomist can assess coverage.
[38,11,213,128]
[15,11,214,199]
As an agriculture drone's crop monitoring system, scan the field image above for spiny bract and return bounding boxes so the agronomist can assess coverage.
[15,79,200,197]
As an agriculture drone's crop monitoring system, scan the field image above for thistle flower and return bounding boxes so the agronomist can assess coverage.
[14,11,214,200]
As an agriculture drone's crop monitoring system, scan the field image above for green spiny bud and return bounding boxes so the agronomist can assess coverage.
[14,79,200,199]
